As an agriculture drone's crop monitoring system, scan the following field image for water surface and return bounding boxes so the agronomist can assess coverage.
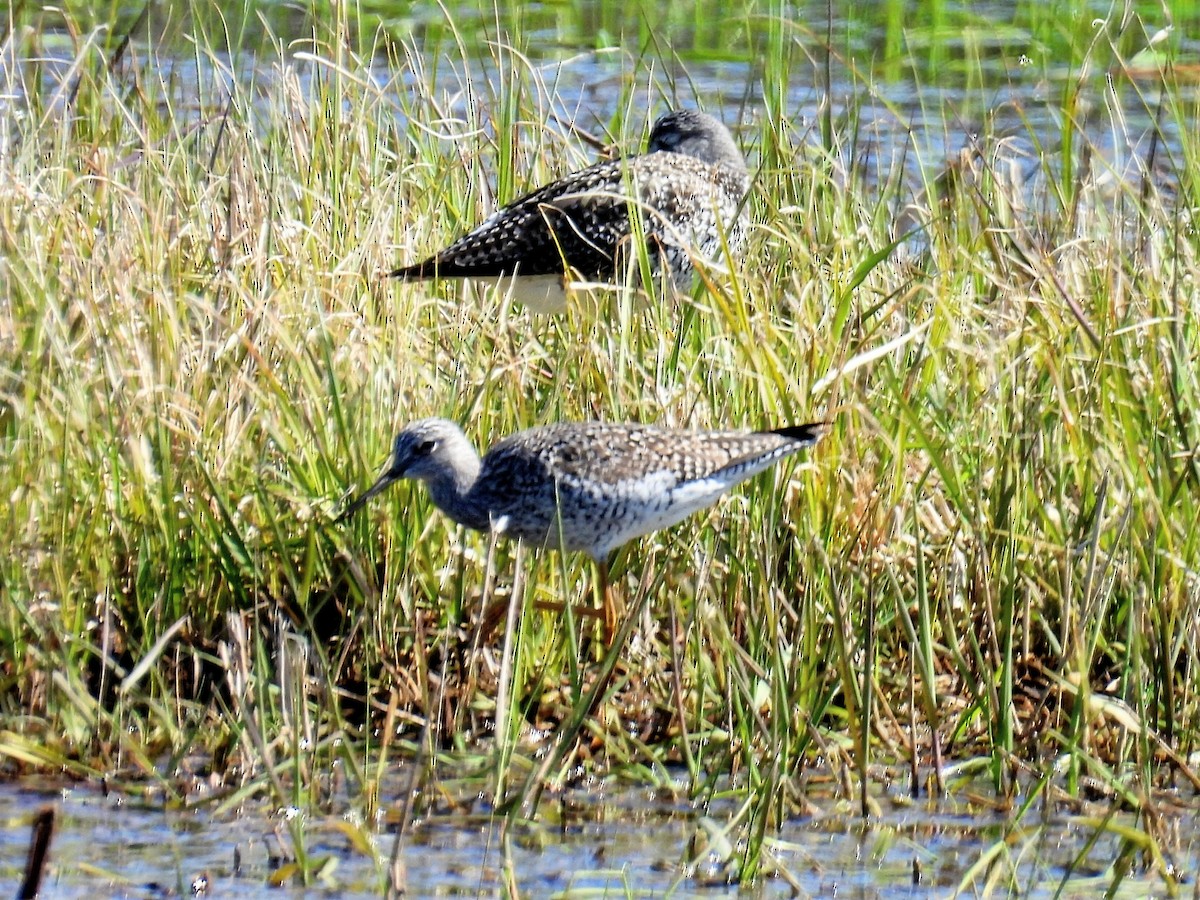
[1,773,1190,897]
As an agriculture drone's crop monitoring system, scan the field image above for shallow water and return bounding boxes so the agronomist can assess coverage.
[1,773,1191,897]
[4,0,1190,192]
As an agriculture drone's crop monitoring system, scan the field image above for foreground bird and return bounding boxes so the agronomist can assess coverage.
[338,419,826,633]
[390,110,751,312]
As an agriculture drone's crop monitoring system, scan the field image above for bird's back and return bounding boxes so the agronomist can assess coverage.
[468,422,821,558]
[391,152,749,284]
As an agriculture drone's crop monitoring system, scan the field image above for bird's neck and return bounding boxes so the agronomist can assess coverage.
[424,456,491,532]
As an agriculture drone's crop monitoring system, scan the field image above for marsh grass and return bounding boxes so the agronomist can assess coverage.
[2,0,1200,893]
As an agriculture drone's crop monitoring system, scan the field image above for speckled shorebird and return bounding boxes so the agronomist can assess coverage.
[338,419,826,633]
[390,110,750,312]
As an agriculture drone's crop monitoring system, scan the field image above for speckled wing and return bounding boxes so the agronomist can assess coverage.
[471,423,824,557]
[390,159,641,280]
[528,423,823,486]
[390,153,749,283]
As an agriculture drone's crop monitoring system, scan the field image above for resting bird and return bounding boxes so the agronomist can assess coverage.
[390,110,751,312]
[339,418,826,633]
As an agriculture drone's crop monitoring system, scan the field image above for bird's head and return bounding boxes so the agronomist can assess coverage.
[647,109,745,171]
[337,418,472,522]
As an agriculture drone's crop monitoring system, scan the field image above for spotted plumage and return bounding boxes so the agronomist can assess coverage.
[390,110,750,310]
[337,419,825,561]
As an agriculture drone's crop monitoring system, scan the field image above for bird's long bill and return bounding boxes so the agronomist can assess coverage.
[335,469,401,523]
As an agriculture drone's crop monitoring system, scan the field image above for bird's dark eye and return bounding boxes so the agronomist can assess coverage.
[414,440,436,456]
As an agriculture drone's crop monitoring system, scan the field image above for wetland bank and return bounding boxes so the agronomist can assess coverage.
[2,0,1200,895]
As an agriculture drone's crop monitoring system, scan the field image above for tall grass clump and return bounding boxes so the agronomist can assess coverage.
[1,0,1199,892]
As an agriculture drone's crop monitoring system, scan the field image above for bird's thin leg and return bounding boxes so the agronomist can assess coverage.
[600,553,620,642]
[477,530,510,639]
[531,598,604,621]
[527,553,603,630]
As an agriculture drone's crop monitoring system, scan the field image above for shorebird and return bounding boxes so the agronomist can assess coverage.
[390,110,751,312]
[338,419,826,633]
